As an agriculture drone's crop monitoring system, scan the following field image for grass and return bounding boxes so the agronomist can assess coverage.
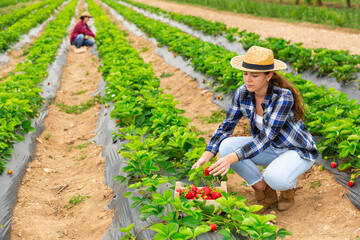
[141,47,148,52]
[200,109,226,124]
[189,125,209,135]
[160,72,174,78]
[76,155,87,160]
[310,180,322,189]
[55,95,100,114]
[71,90,87,96]
[44,133,52,140]
[75,141,92,150]
[64,194,90,208]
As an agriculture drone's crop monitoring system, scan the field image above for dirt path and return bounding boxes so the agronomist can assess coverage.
[99,2,360,239]
[11,3,114,239]
[133,0,360,55]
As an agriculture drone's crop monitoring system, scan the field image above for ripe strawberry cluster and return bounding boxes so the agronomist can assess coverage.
[176,185,222,200]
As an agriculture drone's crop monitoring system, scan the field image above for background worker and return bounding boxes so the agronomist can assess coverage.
[70,11,95,50]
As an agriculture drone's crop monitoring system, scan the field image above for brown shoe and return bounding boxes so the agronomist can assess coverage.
[278,189,295,211]
[254,184,278,214]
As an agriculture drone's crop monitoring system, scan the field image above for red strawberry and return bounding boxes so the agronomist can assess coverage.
[98,59,101,62]
[202,80,205,84]
[204,196,212,200]
[196,189,202,194]
[209,223,217,231]
[331,162,337,168]
[204,166,210,176]
[176,189,182,195]
[348,181,354,187]
[47,82,50,85]
[211,192,222,200]
[191,185,198,192]
[195,194,200,199]
[217,95,222,100]
[173,54,176,57]
[202,187,212,196]
[185,191,195,199]
[116,120,120,123]
[8,170,13,175]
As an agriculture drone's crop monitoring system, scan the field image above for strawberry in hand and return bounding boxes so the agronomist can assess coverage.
[204,166,211,176]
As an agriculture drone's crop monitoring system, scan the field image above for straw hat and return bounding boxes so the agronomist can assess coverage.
[230,46,287,72]
[80,11,93,18]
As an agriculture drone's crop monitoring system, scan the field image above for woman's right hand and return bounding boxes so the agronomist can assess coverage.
[191,151,214,169]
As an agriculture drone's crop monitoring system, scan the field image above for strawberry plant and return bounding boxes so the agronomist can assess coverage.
[0,0,77,175]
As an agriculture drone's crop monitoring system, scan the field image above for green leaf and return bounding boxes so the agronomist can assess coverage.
[182,215,200,228]
[150,223,167,234]
[218,229,231,237]
[124,192,132,198]
[277,228,293,239]
[153,232,168,240]
[193,225,211,237]
[119,223,135,233]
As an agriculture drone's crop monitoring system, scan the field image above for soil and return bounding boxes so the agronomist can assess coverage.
[132,0,360,55]
[10,2,114,239]
[99,2,360,240]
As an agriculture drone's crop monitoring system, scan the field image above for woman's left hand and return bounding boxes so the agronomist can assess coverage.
[209,153,239,176]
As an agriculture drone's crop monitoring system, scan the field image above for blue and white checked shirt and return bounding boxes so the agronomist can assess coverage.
[206,84,319,161]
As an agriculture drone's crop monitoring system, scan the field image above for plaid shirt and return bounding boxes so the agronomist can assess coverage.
[206,84,319,161]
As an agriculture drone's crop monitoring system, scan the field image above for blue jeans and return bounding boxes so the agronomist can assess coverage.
[71,34,94,48]
[219,137,314,191]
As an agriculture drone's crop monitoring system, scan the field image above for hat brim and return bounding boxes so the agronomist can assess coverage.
[230,56,287,73]
[81,15,93,18]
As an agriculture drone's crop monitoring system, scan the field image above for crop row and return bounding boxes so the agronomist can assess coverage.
[87,0,291,238]
[0,0,65,52]
[0,0,77,174]
[102,0,360,178]
[168,0,360,30]
[121,0,360,85]
[0,0,32,8]
[0,0,50,31]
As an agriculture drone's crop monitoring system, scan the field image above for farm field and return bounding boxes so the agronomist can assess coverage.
[0,0,360,239]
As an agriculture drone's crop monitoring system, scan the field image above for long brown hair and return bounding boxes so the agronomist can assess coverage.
[267,72,305,122]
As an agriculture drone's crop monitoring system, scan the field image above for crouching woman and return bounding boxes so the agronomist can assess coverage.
[192,46,319,213]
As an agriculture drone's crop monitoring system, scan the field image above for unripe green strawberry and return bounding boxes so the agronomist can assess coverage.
[318,165,323,171]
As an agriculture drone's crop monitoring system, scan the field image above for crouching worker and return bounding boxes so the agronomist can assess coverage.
[70,11,96,53]
[192,46,319,213]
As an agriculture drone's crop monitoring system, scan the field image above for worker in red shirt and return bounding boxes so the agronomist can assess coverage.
[70,11,96,51]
